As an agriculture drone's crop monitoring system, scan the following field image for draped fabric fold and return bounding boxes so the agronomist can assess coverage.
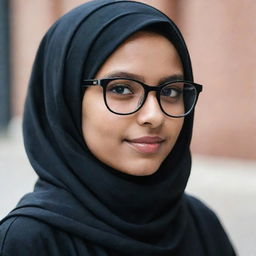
[1,1,212,255]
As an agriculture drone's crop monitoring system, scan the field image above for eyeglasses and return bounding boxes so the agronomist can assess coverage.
[81,78,203,118]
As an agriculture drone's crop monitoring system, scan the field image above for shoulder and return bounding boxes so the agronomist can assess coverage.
[185,193,218,218]
[0,216,61,256]
[0,215,96,256]
[185,194,225,231]
[185,194,236,255]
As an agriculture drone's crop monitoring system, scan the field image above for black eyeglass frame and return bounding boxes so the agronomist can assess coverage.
[81,78,203,118]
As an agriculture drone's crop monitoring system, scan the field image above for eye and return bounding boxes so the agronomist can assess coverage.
[161,87,182,98]
[107,84,133,95]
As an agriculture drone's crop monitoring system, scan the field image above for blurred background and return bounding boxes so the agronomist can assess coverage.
[0,0,255,255]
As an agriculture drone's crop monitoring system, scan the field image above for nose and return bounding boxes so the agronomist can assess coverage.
[136,92,165,128]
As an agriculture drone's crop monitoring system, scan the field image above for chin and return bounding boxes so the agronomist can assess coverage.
[120,162,161,176]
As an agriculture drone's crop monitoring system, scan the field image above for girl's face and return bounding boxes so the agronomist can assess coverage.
[82,31,184,176]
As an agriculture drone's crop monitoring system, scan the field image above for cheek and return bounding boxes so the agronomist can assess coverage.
[85,117,118,145]
[81,93,127,160]
[167,118,184,146]
[82,99,114,145]
[82,113,131,170]
[176,118,184,136]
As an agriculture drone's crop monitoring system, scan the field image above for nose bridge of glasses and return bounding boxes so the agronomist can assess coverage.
[142,82,168,105]
[140,83,162,106]
[138,82,173,114]
[142,82,162,93]
[141,89,162,114]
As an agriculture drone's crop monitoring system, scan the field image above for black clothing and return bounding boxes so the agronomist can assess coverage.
[0,195,235,256]
[0,0,236,255]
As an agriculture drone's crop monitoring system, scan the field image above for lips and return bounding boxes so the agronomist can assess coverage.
[125,136,165,154]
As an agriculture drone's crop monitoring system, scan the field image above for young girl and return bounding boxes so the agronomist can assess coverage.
[0,0,236,255]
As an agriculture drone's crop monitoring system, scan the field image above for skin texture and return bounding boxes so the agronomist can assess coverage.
[82,31,184,176]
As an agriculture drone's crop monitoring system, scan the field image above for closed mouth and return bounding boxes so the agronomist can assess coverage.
[126,136,165,144]
[124,136,165,154]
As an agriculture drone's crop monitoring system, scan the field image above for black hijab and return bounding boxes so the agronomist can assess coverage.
[2,1,229,255]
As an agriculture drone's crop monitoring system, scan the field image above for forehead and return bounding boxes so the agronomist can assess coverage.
[95,31,183,81]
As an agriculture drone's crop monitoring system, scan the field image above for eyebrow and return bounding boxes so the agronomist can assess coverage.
[159,74,184,84]
[103,71,184,85]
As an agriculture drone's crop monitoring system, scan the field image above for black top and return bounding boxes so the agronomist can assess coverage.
[0,195,235,256]
[0,0,236,255]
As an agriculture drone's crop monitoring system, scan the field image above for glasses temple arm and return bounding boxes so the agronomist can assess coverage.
[82,79,100,87]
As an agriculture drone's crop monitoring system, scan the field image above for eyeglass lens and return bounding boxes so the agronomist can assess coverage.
[105,79,197,117]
